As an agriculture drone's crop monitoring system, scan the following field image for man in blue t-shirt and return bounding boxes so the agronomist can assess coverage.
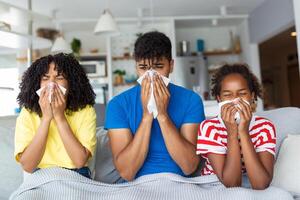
[105,31,205,181]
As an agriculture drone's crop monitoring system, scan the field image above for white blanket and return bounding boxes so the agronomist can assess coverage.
[10,167,293,200]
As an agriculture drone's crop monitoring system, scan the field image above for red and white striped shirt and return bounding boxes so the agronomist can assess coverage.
[196,115,276,175]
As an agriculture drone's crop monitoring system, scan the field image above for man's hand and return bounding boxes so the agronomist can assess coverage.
[153,74,170,120]
[141,75,153,120]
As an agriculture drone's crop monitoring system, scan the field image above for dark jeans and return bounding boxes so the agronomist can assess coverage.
[34,167,91,179]
[67,167,91,179]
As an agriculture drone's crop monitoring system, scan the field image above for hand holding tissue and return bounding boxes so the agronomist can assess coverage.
[137,70,170,118]
[218,98,250,124]
[36,82,67,103]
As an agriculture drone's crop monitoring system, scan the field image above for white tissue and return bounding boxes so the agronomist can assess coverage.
[218,98,250,124]
[137,70,170,118]
[36,82,67,103]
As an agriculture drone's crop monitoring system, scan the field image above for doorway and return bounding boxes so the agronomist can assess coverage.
[259,26,300,109]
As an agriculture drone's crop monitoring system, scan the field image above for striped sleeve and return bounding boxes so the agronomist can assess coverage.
[196,119,226,155]
[252,118,276,156]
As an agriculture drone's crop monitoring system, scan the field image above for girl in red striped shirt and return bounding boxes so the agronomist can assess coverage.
[197,64,276,190]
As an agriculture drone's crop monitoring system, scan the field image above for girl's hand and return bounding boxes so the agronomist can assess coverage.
[38,87,53,121]
[221,103,238,135]
[236,99,252,132]
[51,85,66,120]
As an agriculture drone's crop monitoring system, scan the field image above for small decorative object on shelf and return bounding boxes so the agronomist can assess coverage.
[124,74,138,84]
[233,36,241,53]
[123,47,130,57]
[36,28,59,41]
[89,48,99,54]
[112,56,134,61]
[113,69,126,85]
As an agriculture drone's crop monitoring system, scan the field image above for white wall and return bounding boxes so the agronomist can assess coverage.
[0,55,19,116]
[249,0,294,44]
[236,20,263,111]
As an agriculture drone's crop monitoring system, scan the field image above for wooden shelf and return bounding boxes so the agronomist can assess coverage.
[113,82,137,87]
[112,56,134,61]
[79,52,106,57]
[203,49,241,56]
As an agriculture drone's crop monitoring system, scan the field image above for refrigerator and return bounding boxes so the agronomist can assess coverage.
[170,55,209,100]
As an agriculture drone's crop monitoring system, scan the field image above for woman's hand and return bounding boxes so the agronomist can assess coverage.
[51,84,67,121]
[236,99,252,133]
[38,87,53,121]
[221,103,238,135]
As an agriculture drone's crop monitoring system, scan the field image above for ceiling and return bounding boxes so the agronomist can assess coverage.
[1,0,266,19]
[0,0,267,53]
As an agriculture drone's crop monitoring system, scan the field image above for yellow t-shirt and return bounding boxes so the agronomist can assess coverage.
[14,105,97,169]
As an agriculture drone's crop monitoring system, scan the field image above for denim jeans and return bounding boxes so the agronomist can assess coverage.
[68,167,91,179]
[34,167,91,179]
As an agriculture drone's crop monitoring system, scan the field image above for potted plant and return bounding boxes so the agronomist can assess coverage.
[71,38,81,56]
[113,69,126,85]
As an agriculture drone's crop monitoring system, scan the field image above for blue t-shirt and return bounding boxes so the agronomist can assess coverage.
[104,83,205,178]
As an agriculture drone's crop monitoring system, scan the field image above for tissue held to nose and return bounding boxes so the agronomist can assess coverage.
[36,82,67,103]
[218,98,250,124]
[137,70,170,118]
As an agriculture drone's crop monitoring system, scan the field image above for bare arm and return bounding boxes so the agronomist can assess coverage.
[52,86,90,168]
[207,133,242,187]
[19,88,51,173]
[19,118,51,173]
[108,75,153,181]
[207,103,242,187]
[108,115,153,181]
[239,133,274,189]
[157,116,200,175]
[54,116,91,168]
[238,100,274,190]
[153,75,200,175]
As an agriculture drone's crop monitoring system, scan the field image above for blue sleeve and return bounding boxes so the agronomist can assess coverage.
[182,92,205,124]
[104,97,129,130]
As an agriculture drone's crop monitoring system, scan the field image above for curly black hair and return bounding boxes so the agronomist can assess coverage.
[17,53,95,116]
[134,31,172,62]
[211,63,262,101]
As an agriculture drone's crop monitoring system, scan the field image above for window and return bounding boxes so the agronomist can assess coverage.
[0,54,19,116]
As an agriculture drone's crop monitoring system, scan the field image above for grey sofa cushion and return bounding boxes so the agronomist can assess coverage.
[256,107,300,157]
[94,103,106,127]
[93,127,123,183]
[0,116,23,200]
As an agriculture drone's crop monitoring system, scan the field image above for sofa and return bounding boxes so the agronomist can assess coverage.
[0,106,300,200]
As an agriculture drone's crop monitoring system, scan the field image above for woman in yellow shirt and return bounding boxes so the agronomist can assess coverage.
[15,53,97,178]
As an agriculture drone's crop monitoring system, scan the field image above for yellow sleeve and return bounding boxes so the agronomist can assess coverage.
[14,108,35,162]
[75,106,97,159]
